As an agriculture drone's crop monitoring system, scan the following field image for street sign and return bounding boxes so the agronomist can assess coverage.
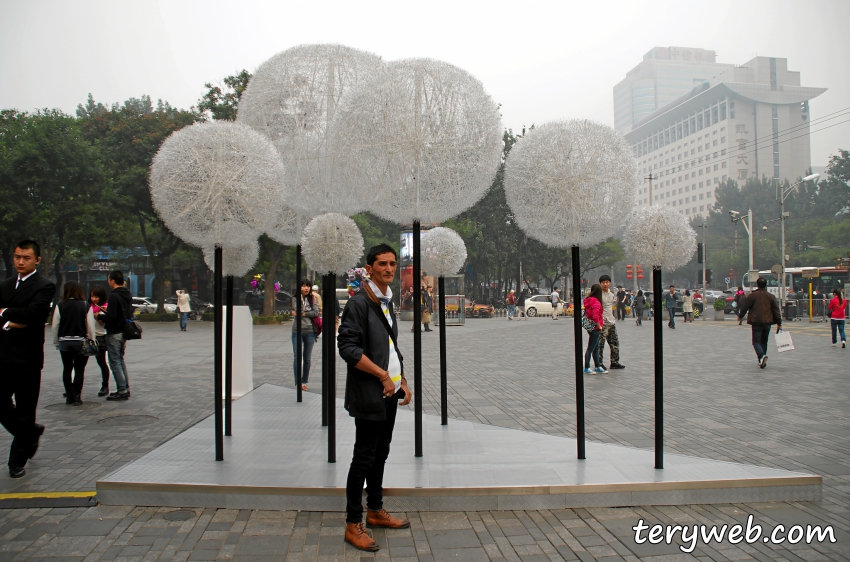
[801,268,820,278]
[724,277,730,284]
[770,265,783,279]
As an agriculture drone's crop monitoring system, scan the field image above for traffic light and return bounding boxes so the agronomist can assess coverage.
[626,264,633,280]
[802,240,808,251]
[697,243,703,263]
[795,240,800,251]
[706,269,712,284]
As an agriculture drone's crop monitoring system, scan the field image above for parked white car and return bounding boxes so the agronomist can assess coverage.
[523,294,560,317]
[132,297,157,314]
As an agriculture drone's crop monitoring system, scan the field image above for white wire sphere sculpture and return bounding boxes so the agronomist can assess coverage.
[266,204,306,246]
[503,119,639,248]
[202,240,260,278]
[301,213,364,276]
[149,121,285,249]
[421,227,467,277]
[623,205,697,270]
[333,58,503,224]
[237,43,383,217]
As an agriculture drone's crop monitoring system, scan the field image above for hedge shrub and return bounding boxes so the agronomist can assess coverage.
[135,313,179,322]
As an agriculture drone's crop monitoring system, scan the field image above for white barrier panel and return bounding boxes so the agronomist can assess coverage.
[220,306,253,398]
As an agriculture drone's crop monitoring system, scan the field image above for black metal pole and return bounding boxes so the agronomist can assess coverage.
[326,274,336,463]
[439,276,447,425]
[413,221,422,457]
[653,266,664,469]
[213,246,224,461]
[571,246,585,460]
[321,273,329,427]
[296,245,303,404]
[225,275,233,437]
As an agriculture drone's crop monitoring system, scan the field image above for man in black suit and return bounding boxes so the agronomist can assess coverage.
[0,240,55,478]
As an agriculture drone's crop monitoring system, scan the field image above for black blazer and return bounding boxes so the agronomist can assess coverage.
[0,272,56,369]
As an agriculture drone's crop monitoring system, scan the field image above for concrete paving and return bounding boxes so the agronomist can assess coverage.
[0,314,848,560]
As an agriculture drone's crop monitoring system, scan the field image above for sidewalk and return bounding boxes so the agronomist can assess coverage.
[0,317,847,560]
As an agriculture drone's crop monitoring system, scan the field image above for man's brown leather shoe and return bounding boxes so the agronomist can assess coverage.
[344,522,379,551]
[366,508,410,529]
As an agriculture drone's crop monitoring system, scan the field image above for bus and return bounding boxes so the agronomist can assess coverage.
[742,267,850,298]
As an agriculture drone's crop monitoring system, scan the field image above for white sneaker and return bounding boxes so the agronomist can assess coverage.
[832,343,837,347]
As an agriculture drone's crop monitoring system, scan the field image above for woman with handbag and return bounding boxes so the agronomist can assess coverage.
[682,290,694,323]
[583,283,606,375]
[291,279,320,391]
[88,286,111,397]
[51,282,96,405]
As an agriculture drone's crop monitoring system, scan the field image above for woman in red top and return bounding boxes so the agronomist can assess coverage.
[828,289,846,348]
[583,283,606,374]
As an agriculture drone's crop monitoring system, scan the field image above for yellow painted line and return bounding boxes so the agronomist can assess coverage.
[0,491,96,500]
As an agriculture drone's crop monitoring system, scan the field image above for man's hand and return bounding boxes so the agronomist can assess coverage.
[8,322,26,329]
[399,379,412,406]
[381,372,395,397]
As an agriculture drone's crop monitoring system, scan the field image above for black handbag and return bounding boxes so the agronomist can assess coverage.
[120,299,143,340]
[78,338,99,357]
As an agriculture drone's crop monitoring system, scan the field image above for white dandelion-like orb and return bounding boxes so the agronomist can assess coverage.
[203,240,260,278]
[623,205,697,270]
[504,119,639,248]
[421,227,467,277]
[237,43,383,217]
[266,204,306,246]
[334,58,503,225]
[301,213,364,276]
[149,121,285,248]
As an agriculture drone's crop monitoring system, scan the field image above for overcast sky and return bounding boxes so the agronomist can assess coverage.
[1,0,847,167]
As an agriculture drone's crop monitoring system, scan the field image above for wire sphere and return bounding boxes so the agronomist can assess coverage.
[504,119,639,248]
[623,205,697,270]
[301,213,364,275]
[266,204,306,246]
[333,58,502,224]
[421,227,467,277]
[203,240,259,278]
[149,121,285,248]
[237,43,383,217]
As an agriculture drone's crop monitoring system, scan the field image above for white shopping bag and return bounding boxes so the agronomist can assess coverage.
[775,329,794,353]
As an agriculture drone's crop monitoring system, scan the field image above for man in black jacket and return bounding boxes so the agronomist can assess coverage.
[338,243,412,552]
[0,240,55,478]
[97,270,133,400]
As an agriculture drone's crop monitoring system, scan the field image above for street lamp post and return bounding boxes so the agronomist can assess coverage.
[730,209,754,286]
[776,173,819,307]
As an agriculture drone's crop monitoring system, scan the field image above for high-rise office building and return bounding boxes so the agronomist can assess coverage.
[621,56,825,218]
[614,47,734,135]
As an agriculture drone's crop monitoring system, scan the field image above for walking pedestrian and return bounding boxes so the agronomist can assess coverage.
[51,282,96,406]
[176,289,191,331]
[97,270,133,400]
[583,284,606,374]
[615,286,627,321]
[828,289,846,348]
[633,290,646,326]
[88,286,111,396]
[505,290,516,320]
[737,277,782,368]
[312,285,323,314]
[682,290,694,323]
[0,240,55,478]
[292,280,319,391]
[734,286,746,325]
[423,286,434,332]
[550,286,561,320]
[338,244,412,552]
[517,290,528,320]
[664,285,679,329]
[597,275,625,369]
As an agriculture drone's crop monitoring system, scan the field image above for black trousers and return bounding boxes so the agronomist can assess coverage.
[95,336,110,389]
[0,362,42,467]
[346,395,399,523]
[60,348,88,400]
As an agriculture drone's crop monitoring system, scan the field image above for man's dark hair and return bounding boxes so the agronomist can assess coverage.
[599,274,611,283]
[366,244,397,266]
[670,285,675,289]
[108,270,125,286]
[16,239,41,258]
[756,277,767,289]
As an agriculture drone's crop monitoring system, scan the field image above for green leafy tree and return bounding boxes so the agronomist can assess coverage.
[0,109,105,292]
[78,94,198,311]
[196,70,252,121]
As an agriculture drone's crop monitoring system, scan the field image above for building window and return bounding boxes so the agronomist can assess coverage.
[720,102,726,120]
[713,140,718,146]
[714,164,718,171]
[699,182,704,188]
[686,208,691,214]
[721,137,726,144]
[686,197,690,203]
[705,143,710,150]
[700,205,705,211]
[698,145,702,153]
[699,194,704,200]
[722,175,727,182]
[738,169,748,179]
[691,149,695,155]
[707,191,712,198]
[699,170,703,176]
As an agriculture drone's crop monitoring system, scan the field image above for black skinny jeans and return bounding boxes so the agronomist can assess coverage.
[346,395,399,523]
[60,347,88,399]
[94,337,110,389]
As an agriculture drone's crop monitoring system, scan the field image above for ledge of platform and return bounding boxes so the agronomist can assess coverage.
[96,385,821,510]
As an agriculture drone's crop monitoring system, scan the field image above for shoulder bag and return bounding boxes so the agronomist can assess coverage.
[581,314,596,333]
[120,298,143,340]
[79,338,99,356]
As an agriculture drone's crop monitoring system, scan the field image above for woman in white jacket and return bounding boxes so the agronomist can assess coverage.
[177,289,191,331]
[52,282,96,405]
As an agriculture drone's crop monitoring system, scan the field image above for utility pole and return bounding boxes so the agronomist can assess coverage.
[645,173,656,204]
[698,222,707,321]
